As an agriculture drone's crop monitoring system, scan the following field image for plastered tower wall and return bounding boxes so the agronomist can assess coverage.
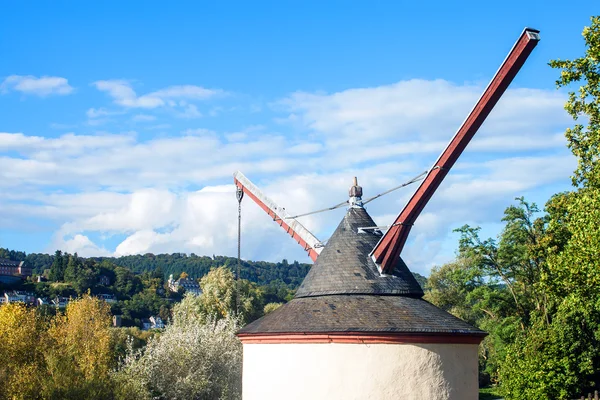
[242,342,479,400]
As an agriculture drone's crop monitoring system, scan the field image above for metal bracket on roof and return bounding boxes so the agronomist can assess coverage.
[357,226,388,234]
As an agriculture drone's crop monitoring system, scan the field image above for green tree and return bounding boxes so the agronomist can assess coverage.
[426,197,552,385]
[263,302,283,314]
[549,16,600,188]
[49,250,65,282]
[43,296,115,399]
[498,16,600,399]
[198,266,264,324]
[63,253,81,283]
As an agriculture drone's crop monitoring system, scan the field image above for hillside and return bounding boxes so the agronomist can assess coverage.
[0,248,427,290]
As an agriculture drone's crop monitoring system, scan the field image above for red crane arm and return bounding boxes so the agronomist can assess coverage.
[233,171,323,261]
[371,28,541,274]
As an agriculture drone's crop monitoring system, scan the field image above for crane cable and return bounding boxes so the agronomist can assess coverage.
[235,187,244,317]
[275,170,428,221]
[362,170,428,205]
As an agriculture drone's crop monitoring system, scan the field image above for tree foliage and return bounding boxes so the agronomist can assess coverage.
[494,16,600,400]
[426,197,549,385]
[0,297,116,399]
[549,16,600,188]
[115,295,243,400]
[42,296,114,399]
[0,303,45,399]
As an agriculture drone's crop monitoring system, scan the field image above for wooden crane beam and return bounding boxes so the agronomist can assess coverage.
[233,171,323,261]
[371,28,541,274]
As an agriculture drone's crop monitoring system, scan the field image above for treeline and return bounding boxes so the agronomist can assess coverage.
[0,249,312,287]
[110,254,311,287]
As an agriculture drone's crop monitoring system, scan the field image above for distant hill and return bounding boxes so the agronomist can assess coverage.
[0,248,427,290]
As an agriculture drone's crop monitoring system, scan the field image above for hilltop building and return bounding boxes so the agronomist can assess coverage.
[99,275,111,286]
[0,259,32,284]
[168,274,202,296]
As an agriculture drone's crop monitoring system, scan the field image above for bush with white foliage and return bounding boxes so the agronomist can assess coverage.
[115,294,243,400]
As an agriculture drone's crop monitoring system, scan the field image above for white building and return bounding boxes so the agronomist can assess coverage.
[141,316,165,330]
[4,291,35,304]
[37,297,49,306]
[150,316,165,329]
[97,293,116,303]
[238,183,486,400]
[51,297,70,308]
[168,275,202,296]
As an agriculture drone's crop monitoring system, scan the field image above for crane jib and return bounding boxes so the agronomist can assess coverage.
[371,28,541,275]
[233,171,323,262]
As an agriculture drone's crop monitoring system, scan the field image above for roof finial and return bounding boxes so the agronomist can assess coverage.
[349,177,363,208]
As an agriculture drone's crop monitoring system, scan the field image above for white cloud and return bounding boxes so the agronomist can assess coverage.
[0,131,135,154]
[288,143,323,154]
[178,104,202,119]
[279,79,569,145]
[37,148,574,271]
[1,75,74,96]
[92,80,223,109]
[86,107,125,119]
[132,114,157,122]
[183,128,216,136]
[57,234,111,257]
[152,85,219,100]
[61,189,178,234]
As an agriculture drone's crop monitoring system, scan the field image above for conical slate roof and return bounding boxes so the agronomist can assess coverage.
[239,192,485,338]
[295,207,424,298]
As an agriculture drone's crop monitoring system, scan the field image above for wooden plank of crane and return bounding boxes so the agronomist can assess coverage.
[233,171,322,261]
[371,28,541,274]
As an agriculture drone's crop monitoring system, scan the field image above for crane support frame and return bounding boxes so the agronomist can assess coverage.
[371,28,541,274]
[233,171,323,261]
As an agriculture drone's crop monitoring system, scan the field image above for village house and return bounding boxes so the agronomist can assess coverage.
[150,316,165,329]
[167,274,202,295]
[51,297,70,308]
[141,316,165,330]
[0,258,32,284]
[37,297,50,306]
[97,293,116,303]
[4,291,36,305]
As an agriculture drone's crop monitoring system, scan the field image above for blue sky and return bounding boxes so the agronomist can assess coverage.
[0,2,596,274]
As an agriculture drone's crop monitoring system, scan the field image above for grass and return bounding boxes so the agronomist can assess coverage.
[479,387,503,400]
